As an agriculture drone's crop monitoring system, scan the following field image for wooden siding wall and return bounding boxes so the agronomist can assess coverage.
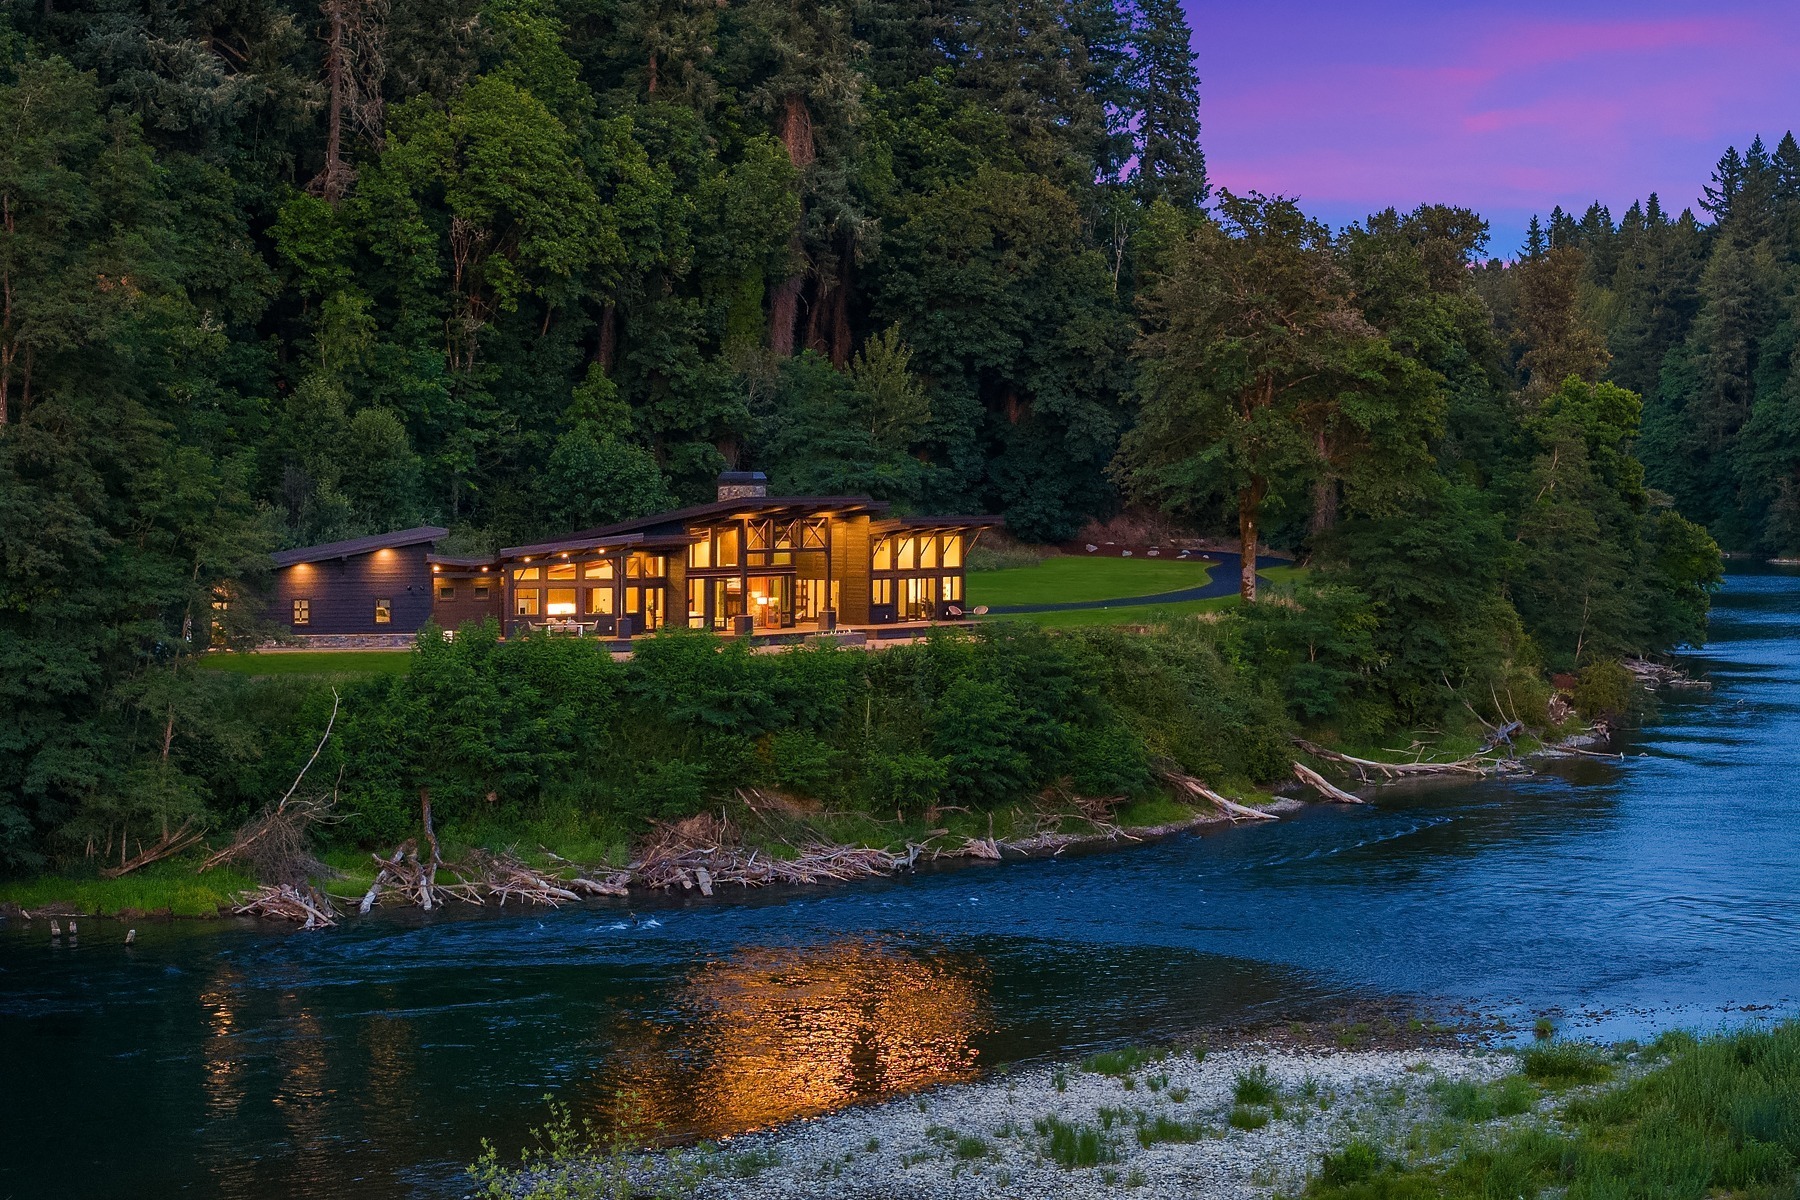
[432,571,504,634]
[666,556,688,629]
[270,544,436,634]
[832,515,871,625]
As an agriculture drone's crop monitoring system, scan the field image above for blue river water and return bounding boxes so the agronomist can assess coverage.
[2,569,1797,1199]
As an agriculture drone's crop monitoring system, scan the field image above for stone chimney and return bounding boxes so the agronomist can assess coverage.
[717,470,769,502]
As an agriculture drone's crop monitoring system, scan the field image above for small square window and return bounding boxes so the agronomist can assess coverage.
[473,584,490,600]
[292,598,311,626]
[437,584,455,601]
[374,597,392,625]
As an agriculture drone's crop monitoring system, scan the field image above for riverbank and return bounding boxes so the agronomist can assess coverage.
[483,1022,1799,1200]
[0,728,1605,922]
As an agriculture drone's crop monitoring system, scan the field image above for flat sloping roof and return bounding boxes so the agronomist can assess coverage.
[570,496,892,540]
[273,526,448,568]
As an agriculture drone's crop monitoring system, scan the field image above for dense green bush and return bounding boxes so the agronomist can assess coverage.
[158,617,1303,850]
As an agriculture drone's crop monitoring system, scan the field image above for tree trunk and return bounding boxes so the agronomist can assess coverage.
[768,95,815,358]
[828,253,852,367]
[1238,478,1265,603]
[595,302,618,373]
[315,2,350,202]
[768,243,804,357]
[1309,429,1338,537]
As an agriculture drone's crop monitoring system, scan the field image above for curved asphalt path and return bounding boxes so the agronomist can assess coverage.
[982,552,1292,614]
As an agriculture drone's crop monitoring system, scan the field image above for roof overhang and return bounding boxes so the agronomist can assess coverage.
[273,526,449,568]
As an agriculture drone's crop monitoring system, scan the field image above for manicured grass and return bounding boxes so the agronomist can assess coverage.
[195,650,413,677]
[967,555,1216,607]
[0,857,255,917]
[1304,1024,1800,1200]
[984,598,1238,628]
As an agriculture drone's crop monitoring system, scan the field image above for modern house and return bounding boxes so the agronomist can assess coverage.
[268,526,448,641]
[266,474,998,643]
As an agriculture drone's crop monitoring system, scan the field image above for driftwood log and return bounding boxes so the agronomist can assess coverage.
[1292,738,1496,780]
[1291,761,1366,804]
[1159,770,1278,821]
[101,818,205,879]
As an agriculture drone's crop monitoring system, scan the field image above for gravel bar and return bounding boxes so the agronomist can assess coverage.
[635,1045,1513,1199]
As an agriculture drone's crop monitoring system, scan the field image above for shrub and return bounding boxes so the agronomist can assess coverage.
[1571,660,1634,721]
[1136,1114,1208,1147]
[1523,1041,1611,1086]
[1234,1063,1278,1106]
[1319,1139,1383,1186]
[1034,1116,1116,1169]
[1227,1105,1269,1131]
[1433,1074,1537,1121]
[1083,1046,1159,1076]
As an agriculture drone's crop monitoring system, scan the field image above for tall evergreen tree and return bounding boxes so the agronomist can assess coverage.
[1128,0,1206,208]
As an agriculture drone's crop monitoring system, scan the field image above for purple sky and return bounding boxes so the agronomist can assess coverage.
[1190,0,1800,256]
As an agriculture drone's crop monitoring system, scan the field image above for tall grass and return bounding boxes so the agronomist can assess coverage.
[1304,1023,1800,1200]
[0,859,254,917]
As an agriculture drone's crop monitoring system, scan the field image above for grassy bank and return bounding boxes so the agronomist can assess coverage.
[1305,1023,1800,1200]
[0,859,257,917]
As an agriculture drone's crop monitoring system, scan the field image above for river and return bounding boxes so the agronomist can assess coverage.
[3,568,1798,1200]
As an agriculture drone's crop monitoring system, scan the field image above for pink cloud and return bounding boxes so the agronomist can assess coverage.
[1188,1,1800,246]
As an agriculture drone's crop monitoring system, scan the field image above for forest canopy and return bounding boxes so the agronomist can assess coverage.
[0,1,1746,869]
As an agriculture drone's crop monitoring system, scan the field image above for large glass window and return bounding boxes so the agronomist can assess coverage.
[687,536,712,569]
[715,526,741,568]
[547,588,577,616]
[872,578,894,606]
[943,575,963,601]
[514,566,541,581]
[802,519,828,549]
[374,597,392,624]
[584,560,614,580]
[872,537,892,570]
[943,536,963,568]
[920,537,939,569]
[688,579,707,628]
[897,537,916,570]
[548,562,577,581]
[515,590,540,617]
[292,598,311,626]
[586,587,614,615]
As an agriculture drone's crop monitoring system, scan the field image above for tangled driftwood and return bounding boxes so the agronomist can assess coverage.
[1291,738,1519,781]
[234,884,339,928]
[631,812,907,892]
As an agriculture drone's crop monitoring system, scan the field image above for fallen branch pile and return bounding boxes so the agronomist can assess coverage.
[631,812,906,891]
[1624,658,1711,690]
[233,884,339,928]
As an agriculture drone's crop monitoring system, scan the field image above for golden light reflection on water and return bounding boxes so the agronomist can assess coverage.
[200,968,248,1122]
[587,939,990,1140]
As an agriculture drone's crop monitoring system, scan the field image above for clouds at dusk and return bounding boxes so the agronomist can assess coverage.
[1188,0,1800,255]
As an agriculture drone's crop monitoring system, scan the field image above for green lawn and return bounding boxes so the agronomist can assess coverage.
[195,650,412,677]
[988,597,1239,628]
[967,554,1218,607]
